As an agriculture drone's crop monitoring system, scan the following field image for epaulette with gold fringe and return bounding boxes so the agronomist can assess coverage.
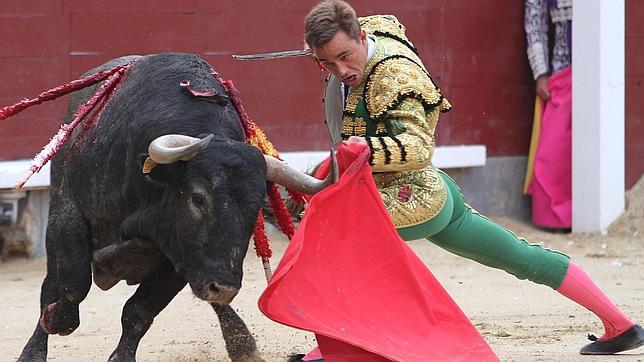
[364,55,450,120]
[359,15,417,55]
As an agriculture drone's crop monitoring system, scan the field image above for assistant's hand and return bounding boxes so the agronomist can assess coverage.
[536,75,550,101]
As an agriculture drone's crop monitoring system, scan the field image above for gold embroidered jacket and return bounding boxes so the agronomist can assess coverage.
[325,15,452,228]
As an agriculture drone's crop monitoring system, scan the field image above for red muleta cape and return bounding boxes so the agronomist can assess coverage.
[258,143,498,361]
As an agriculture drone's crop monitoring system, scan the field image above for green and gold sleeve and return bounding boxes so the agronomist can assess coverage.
[368,97,441,173]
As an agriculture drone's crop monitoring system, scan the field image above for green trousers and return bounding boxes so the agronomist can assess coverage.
[397,170,570,289]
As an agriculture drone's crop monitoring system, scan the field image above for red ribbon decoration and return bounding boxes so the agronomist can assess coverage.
[210,69,306,272]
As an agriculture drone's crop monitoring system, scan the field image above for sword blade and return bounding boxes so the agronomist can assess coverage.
[232,49,312,61]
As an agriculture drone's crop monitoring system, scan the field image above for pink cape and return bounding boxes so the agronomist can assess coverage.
[258,144,498,361]
[530,66,572,228]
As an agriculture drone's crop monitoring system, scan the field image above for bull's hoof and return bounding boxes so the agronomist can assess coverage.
[17,350,46,362]
[580,324,644,355]
[17,355,46,362]
[108,350,136,362]
[39,302,80,336]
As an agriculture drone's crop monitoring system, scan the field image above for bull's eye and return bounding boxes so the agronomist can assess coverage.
[192,193,206,208]
[189,187,210,219]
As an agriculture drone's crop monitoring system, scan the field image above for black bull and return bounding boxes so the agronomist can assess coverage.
[17,53,336,362]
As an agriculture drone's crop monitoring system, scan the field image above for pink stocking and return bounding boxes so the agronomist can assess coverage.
[557,262,634,340]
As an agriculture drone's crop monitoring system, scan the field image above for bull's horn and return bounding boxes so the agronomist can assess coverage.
[264,149,338,195]
[148,134,214,164]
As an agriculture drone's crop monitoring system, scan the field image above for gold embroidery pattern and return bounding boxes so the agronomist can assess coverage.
[342,85,367,138]
[426,107,440,130]
[375,122,387,135]
[388,98,434,140]
[345,18,449,227]
[369,138,386,165]
[373,166,447,227]
[345,91,360,113]
[342,116,352,136]
[439,98,452,112]
[358,16,449,122]
[385,139,403,163]
[396,133,431,163]
[365,57,443,119]
[359,15,414,49]
[369,98,433,173]
[370,136,430,172]
[377,35,425,71]
[373,136,395,164]
[342,116,366,137]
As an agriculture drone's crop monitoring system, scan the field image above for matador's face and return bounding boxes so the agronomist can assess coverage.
[313,30,369,87]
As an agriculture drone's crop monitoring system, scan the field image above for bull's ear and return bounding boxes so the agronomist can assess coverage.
[139,153,150,171]
[139,153,185,186]
[142,155,157,174]
[140,153,165,186]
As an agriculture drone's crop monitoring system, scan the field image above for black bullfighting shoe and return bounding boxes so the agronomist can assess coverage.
[287,354,324,362]
[580,324,644,355]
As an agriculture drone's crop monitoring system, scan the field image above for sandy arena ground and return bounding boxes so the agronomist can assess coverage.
[1,179,642,361]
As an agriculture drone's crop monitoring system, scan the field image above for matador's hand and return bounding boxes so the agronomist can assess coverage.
[343,136,367,146]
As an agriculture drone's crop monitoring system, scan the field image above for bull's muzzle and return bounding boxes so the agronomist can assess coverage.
[197,277,239,304]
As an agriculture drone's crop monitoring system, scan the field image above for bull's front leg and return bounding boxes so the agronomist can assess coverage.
[108,261,186,361]
[39,205,93,336]
[212,303,264,362]
[17,263,58,361]
[18,204,92,361]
